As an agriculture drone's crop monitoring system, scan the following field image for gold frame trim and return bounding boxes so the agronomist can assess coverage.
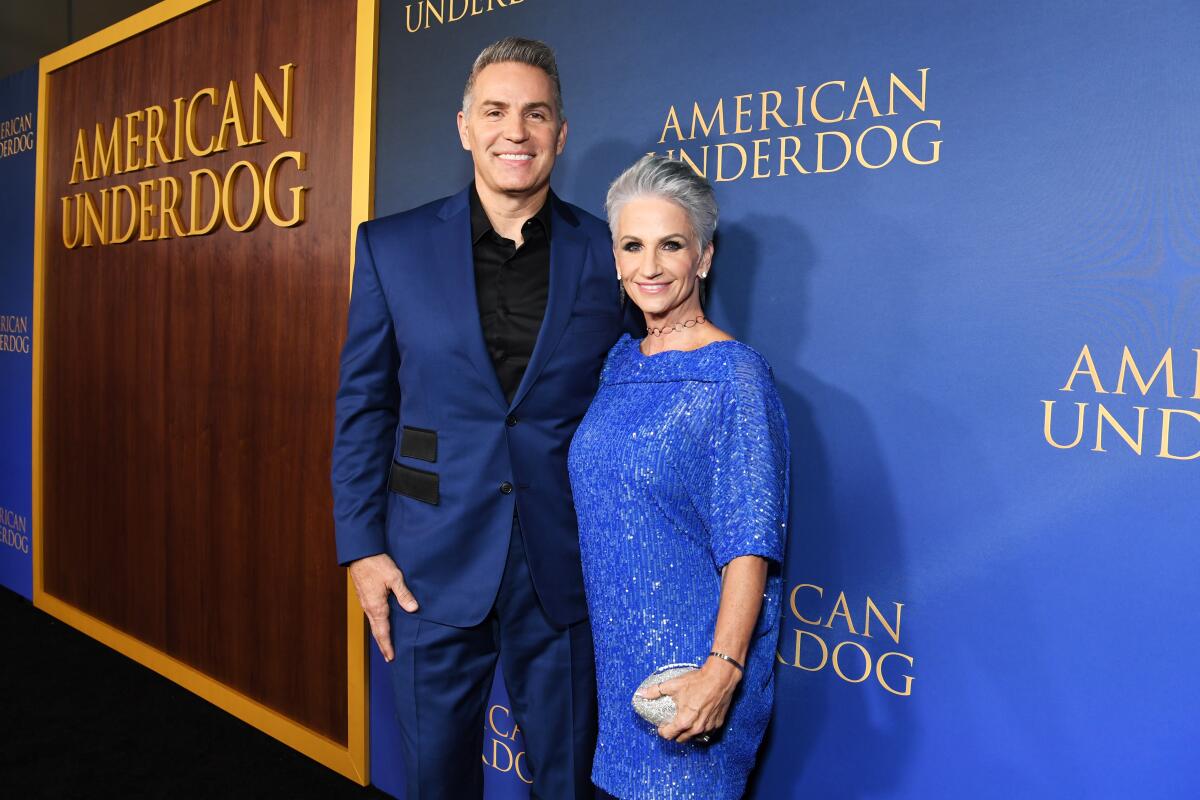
[32,0,378,785]
[346,0,380,784]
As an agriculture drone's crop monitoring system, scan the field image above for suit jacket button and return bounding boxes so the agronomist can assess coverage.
[506,415,518,427]
[499,482,514,495]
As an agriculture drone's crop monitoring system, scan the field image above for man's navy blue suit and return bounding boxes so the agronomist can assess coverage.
[332,185,624,798]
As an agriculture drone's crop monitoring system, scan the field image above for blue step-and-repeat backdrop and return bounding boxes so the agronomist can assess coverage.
[369,1,1200,798]
[0,66,37,601]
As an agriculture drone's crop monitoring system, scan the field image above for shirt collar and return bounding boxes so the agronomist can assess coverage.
[469,183,553,244]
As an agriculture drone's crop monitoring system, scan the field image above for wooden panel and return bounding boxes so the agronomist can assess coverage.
[41,0,355,743]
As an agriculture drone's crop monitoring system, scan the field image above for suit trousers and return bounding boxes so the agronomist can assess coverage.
[387,515,597,799]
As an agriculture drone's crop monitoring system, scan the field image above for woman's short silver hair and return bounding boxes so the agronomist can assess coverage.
[462,37,565,122]
[605,155,719,250]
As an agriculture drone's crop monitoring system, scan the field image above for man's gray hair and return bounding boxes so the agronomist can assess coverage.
[462,37,565,122]
[606,155,719,250]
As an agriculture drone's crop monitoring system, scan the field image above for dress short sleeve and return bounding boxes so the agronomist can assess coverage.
[703,356,790,569]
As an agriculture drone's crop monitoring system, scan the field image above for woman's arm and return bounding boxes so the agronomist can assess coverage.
[642,555,769,743]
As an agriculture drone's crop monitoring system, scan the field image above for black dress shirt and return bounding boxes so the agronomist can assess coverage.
[470,184,553,403]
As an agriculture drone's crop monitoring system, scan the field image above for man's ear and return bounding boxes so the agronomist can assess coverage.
[555,118,568,155]
[457,110,471,151]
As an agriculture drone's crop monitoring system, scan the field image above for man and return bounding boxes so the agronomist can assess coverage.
[332,38,625,799]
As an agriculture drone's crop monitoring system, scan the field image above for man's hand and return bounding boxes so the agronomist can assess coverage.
[348,553,419,662]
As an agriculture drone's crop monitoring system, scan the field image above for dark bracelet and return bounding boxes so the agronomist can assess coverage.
[708,651,744,673]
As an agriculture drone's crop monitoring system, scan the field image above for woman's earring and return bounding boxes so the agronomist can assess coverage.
[618,275,626,307]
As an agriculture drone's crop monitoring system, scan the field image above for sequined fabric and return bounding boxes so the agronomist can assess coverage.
[568,334,790,800]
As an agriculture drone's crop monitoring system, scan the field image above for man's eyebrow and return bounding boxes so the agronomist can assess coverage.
[522,101,552,112]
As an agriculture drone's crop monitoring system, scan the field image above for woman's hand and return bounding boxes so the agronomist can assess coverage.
[643,556,766,743]
[639,656,742,743]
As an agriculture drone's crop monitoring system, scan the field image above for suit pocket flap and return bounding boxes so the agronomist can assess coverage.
[388,462,439,505]
[399,426,437,462]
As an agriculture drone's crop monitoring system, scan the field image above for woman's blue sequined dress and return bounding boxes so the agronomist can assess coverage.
[568,334,790,800]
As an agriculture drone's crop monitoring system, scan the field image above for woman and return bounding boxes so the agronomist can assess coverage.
[568,155,790,800]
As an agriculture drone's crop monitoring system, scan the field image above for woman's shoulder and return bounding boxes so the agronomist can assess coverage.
[700,338,775,386]
[598,333,638,381]
[603,333,639,362]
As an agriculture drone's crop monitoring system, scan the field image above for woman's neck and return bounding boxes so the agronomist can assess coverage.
[640,302,727,355]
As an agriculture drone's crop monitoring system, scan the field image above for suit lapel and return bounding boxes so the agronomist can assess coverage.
[432,189,508,410]
[509,196,587,411]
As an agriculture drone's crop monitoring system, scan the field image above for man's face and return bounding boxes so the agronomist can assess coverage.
[457,62,567,201]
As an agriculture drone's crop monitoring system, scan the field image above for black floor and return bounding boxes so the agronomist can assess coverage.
[0,587,393,799]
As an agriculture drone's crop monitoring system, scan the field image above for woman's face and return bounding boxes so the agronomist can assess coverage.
[614,196,713,318]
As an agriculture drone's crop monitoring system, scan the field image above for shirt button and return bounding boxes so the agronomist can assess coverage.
[499,482,514,495]
[506,415,518,427]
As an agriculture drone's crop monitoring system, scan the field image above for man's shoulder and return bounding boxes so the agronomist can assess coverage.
[555,196,610,242]
[362,193,460,239]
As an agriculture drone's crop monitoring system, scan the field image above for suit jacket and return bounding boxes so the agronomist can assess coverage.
[332,186,625,627]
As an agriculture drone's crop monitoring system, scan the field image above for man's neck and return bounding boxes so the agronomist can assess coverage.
[475,180,550,245]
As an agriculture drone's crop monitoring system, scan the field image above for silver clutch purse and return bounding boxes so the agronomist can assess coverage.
[631,662,700,726]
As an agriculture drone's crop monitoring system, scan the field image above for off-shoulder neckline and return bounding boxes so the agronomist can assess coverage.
[627,334,748,359]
